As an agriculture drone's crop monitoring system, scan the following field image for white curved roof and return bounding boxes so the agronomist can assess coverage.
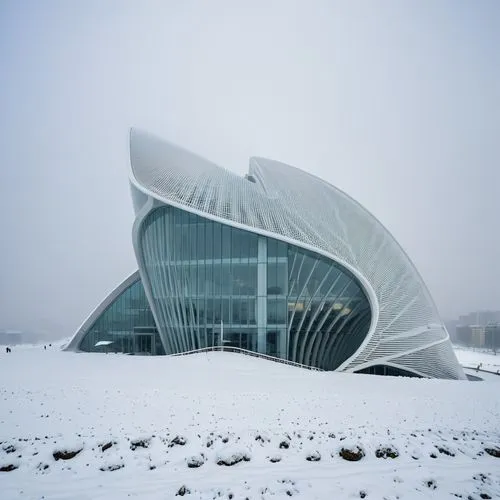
[129,129,465,379]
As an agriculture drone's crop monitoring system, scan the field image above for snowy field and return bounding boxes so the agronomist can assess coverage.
[1,346,499,500]
[453,346,500,373]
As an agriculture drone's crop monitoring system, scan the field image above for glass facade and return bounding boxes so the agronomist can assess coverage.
[355,365,420,377]
[139,205,371,370]
[79,278,164,355]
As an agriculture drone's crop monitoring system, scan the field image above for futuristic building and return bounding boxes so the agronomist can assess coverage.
[66,129,466,379]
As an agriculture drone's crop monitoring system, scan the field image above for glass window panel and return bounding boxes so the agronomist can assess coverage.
[205,221,213,260]
[267,261,279,294]
[221,263,232,295]
[222,225,231,259]
[309,260,330,295]
[232,298,241,323]
[181,225,189,262]
[248,298,256,324]
[182,264,190,296]
[189,224,197,261]
[174,215,182,260]
[276,262,287,295]
[213,299,221,322]
[320,266,340,295]
[197,265,205,295]
[276,241,287,257]
[197,223,205,261]
[237,231,249,259]
[247,233,258,258]
[247,263,257,295]
[298,254,315,293]
[231,263,241,295]
[205,265,213,295]
[213,223,222,259]
[275,298,287,324]
[240,299,248,324]
[231,228,241,259]
[232,263,254,295]
[267,298,276,324]
[222,298,230,323]
[206,298,214,324]
[189,265,197,296]
[288,249,301,297]
[266,329,278,356]
[267,238,278,258]
[213,264,221,296]
[329,273,350,298]
[197,298,205,324]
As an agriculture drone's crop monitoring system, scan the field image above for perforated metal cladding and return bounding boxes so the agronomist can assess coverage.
[130,129,465,379]
[388,341,464,379]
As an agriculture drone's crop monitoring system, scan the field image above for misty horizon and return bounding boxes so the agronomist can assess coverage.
[1,1,499,338]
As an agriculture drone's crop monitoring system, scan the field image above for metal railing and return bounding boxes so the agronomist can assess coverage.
[172,347,499,377]
[461,364,500,376]
[170,345,324,371]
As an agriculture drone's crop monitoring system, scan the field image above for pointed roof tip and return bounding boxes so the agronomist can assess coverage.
[129,127,137,145]
[129,126,141,139]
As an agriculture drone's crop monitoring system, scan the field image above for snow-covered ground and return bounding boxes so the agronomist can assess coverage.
[1,346,499,499]
[454,346,500,372]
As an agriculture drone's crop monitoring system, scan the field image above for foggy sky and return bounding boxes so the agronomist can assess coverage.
[0,0,499,337]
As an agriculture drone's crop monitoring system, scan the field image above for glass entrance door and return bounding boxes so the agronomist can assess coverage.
[134,334,153,355]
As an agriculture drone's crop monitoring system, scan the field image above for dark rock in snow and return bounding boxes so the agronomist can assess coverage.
[176,485,190,496]
[187,455,205,468]
[436,445,455,457]
[169,435,187,447]
[255,434,269,444]
[99,463,124,472]
[339,446,364,461]
[216,452,251,466]
[425,479,437,490]
[101,441,113,452]
[130,438,150,450]
[53,449,82,461]
[484,447,500,458]
[305,450,321,462]
[375,447,399,459]
[0,464,18,472]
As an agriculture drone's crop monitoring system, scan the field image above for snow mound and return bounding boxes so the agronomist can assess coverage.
[0,348,499,499]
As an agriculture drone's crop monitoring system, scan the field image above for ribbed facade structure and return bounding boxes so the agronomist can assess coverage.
[66,129,466,380]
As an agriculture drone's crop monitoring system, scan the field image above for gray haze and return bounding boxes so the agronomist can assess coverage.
[0,1,499,338]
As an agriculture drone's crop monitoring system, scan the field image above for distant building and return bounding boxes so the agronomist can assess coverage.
[458,311,500,327]
[456,325,472,346]
[485,324,500,351]
[471,326,486,348]
[454,311,500,348]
